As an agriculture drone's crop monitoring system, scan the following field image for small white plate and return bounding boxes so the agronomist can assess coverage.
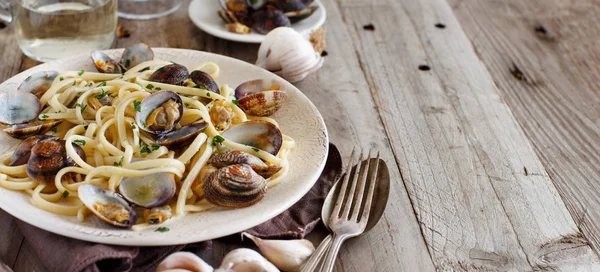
[0,48,328,246]
[188,0,326,43]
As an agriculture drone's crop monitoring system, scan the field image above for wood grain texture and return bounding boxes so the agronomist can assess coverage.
[0,19,27,270]
[334,0,600,270]
[448,0,600,256]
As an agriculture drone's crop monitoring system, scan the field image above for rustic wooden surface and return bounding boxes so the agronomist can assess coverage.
[1,0,599,271]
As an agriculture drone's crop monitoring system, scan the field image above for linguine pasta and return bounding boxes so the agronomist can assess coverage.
[0,60,294,229]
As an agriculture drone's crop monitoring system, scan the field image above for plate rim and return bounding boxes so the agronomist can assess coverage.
[188,0,327,43]
[0,48,329,246]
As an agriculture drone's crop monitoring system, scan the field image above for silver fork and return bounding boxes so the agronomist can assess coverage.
[320,148,380,271]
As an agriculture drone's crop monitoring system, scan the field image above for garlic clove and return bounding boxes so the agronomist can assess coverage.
[217,248,279,272]
[242,232,315,272]
[157,252,214,272]
[256,27,324,83]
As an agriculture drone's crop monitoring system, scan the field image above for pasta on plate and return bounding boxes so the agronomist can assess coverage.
[0,44,294,230]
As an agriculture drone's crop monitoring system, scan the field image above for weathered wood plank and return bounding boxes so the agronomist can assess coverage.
[0,21,27,270]
[449,0,600,255]
[335,0,600,270]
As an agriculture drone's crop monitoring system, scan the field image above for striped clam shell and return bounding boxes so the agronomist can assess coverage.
[234,79,287,117]
[208,151,282,178]
[26,139,85,185]
[203,164,267,208]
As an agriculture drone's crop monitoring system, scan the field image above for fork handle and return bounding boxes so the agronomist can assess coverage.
[300,234,332,271]
[321,234,349,272]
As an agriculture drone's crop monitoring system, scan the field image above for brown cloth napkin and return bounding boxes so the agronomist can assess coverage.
[15,143,341,272]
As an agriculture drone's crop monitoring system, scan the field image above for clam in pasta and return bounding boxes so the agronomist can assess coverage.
[0,43,295,229]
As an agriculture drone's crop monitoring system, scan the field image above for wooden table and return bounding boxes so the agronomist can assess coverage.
[2,0,600,270]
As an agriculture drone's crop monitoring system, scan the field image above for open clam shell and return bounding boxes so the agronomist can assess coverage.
[203,164,268,208]
[234,79,287,117]
[148,64,190,86]
[156,122,207,147]
[3,120,61,140]
[18,71,59,98]
[135,90,184,135]
[26,139,85,185]
[79,184,137,228]
[118,172,176,209]
[221,121,283,155]
[0,92,40,126]
[91,51,123,74]
[120,43,154,70]
[9,135,58,166]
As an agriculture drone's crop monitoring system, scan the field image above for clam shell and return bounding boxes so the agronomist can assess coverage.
[156,122,207,147]
[3,119,61,140]
[135,90,184,135]
[234,79,283,99]
[120,43,154,70]
[18,71,59,98]
[9,135,58,166]
[221,121,283,155]
[252,5,290,34]
[78,184,137,228]
[0,92,41,126]
[190,70,219,93]
[91,51,123,74]
[148,64,190,86]
[209,151,282,178]
[118,172,176,208]
[238,90,287,117]
[203,164,267,208]
[26,139,85,185]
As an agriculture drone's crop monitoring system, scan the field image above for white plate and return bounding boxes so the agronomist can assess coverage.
[188,0,326,43]
[0,48,328,246]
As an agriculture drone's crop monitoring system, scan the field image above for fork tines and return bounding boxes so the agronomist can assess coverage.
[331,148,380,225]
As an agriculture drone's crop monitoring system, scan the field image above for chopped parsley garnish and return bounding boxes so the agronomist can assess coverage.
[140,144,151,154]
[184,103,189,107]
[214,124,220,129]
[75,103,87,113]
[38,114,49,121]
[59,77,64,81]
[139,66,151,72]
[206,92,211,97]
[131,122,136,130]
[151,144,161,151]
[97,82,107,87]
[146,84,154,90]
[125,59,131,68]
[134,100,141,112]
[155,227,169,232]
[113,157,124,167]
[211,135,225,146]
[95,89,110,99]
[232,99,239,105]
[78,70,84,76]
[252,147,260,152]
[86,82,93,87]
[155,87,161,91]
[62,191,69,198]
[141,121,146,128]
[51,127,57,133]
[73,139,86,146]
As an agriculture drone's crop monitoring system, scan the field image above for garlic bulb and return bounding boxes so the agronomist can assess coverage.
[256,27,324,83]
[216,248,279,272]
[242,232,315,272]
[157,252,214,272]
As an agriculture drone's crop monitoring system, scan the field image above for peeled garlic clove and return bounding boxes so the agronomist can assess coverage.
[217,248,279,272]
[256,27,323,83]
[242,232,315,272]
[157,252,214,272]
